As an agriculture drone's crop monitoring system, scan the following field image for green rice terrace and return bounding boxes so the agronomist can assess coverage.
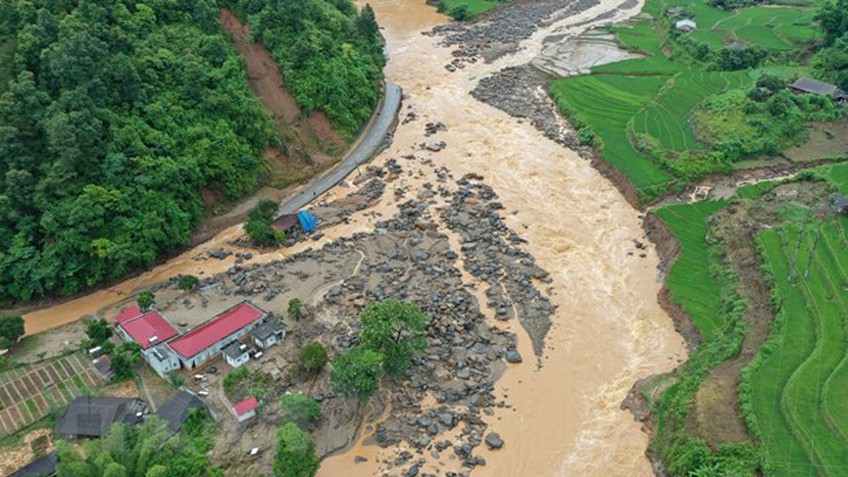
[550,0,844,202]
[648,163,848,475]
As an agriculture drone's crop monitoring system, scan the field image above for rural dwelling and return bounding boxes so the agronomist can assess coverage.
[156,390,205,435]
[222,341,250,368]
[232,396,259,422]
[272,213,300,235]
[168,302,267,369]
[55,396,147,439]
[675,19,697,32]
[789,77,848,102]
[91,354,113,380]
[115,308,181,377]
[666,6,687,17]
[251,320,285,349]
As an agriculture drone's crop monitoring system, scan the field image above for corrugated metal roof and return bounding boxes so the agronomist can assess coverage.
[120,311,179,350]
[790,77,841,96]
[169,302,265,359]
[115,306,143,324]
[233,396,259,416]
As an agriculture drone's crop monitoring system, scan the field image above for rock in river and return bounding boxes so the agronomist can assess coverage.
[485,432,504,450]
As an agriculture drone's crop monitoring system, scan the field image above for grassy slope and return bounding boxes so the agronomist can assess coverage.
[438,0,508,17]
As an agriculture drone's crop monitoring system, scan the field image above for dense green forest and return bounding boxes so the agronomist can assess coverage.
[0,0,384,302]
[221,0,385,136]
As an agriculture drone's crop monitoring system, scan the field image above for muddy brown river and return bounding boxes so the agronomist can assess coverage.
[22,1,686,475]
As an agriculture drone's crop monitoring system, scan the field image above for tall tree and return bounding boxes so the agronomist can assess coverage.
[274,422,319,477]
[358,300,429,375]
[0,315,24,349]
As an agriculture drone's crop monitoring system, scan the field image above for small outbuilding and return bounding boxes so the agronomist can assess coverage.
[156,390,205,435]
[232,396,259,422]
[790,77,847,102]
[272,214,300,234]
[666,7,687,17]
[222,341,250,368]
[55,396,147,439]
[675,19,697,32]
[252,321,285,349]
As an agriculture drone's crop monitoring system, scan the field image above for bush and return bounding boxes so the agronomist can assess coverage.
[330,347,385,400]
[274,422,319,477]
[136,291,155,310]
[288,298,304,319]
[0,315,25,349]
[245,200,282,247]
[299,342,328,373]
[178,275,200,291]
[223,366,250,393]
[280,394,321,427]
[85,318,112,346]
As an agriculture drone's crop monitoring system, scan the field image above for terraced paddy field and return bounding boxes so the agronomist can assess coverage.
[669,2,820,50]
[550,0,830,202]
[649,163,848,475]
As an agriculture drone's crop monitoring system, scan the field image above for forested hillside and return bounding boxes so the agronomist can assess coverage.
[221,0,385,136]
[0,0,384,302]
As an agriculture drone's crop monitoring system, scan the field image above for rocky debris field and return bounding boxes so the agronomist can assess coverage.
[181,151,555,474]
[471,65,584,153]
[441,175,555,358]
[428,0,600,64]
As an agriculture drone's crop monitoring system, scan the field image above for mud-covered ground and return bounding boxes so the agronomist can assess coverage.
[150,155,556,476]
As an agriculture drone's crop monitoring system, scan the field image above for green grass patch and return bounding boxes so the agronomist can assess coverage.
[437,0,508,18]
[24,398,38,417]
[57,381,72,401]
[71,375,86,392]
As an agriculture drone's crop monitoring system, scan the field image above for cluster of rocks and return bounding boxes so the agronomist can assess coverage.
[471,65,581,151]
[424,121,447,136]
[427,0,601,64]
[196,174,553,474]
[441,174,555,358]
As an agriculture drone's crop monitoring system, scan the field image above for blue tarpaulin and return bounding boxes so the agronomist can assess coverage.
[297,211,318,233]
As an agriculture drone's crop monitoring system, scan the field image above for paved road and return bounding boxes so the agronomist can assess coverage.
[277,82,402,217]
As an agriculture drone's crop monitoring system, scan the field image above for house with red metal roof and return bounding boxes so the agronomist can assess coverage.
[114,301,267,376]
[168,302,267,369]
[115,309,182,377]
[232,396,259,422]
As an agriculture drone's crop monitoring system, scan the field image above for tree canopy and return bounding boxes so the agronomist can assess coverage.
[56,413,220,477]
[220,0,386,137]
[245,200,282,246]
[0,1,277,302]
[330,346,385,400]
[273,422,319,477]
[814,0,848,89]
[358,300,429,375]
[0,315,24,349]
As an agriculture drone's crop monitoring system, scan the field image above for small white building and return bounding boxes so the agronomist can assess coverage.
[222,341,249,368]
[675,19,697,32]
[232,396,259,422]
[251,321,285,350]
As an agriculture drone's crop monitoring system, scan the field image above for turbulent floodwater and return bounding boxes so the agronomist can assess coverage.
[22,0,686,475]
[321,0,687,475]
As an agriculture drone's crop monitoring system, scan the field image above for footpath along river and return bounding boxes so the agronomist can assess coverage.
[319,0,686,476]
[20,0,687,475]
